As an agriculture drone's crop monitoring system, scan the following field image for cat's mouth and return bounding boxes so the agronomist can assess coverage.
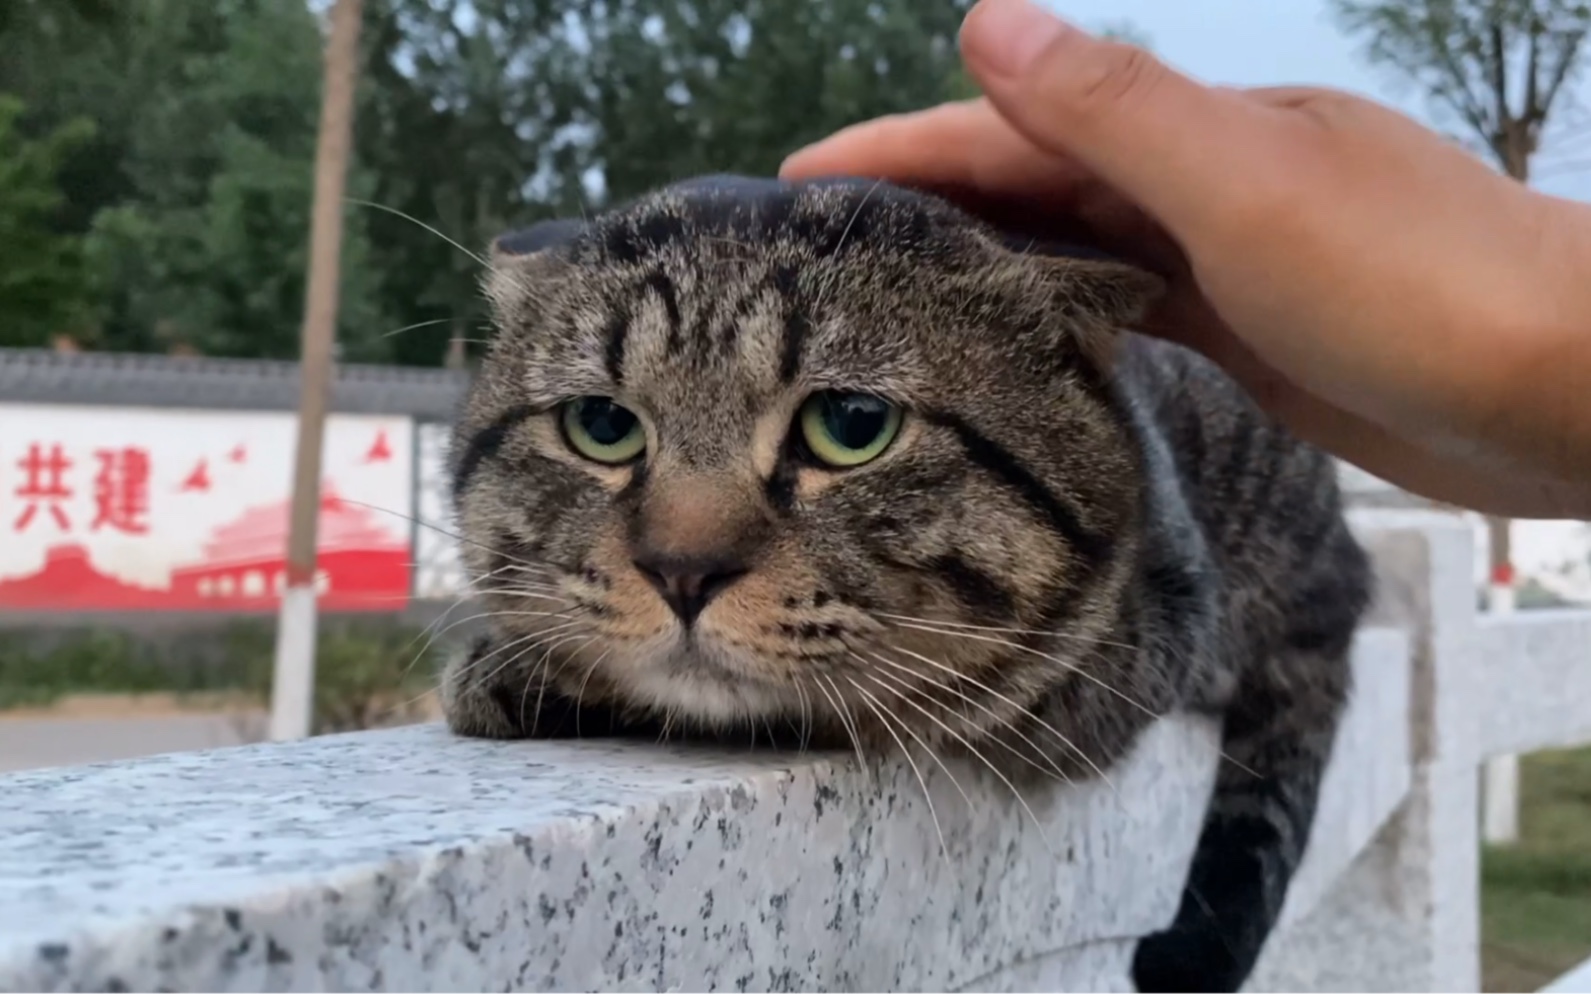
[622,636,802,723]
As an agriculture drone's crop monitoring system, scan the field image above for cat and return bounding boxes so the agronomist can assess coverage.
[439,174,1372,993]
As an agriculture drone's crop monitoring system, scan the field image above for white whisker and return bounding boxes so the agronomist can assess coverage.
[881,642,1115,790]
[888,620,1156,721]
[866,652,1072,785]
[848,677,952,864]
[861,672,1055,858]
[792,678,814,754]
[346,198,489,268]
[878,612,1137,653]
[459,623,585,697]
[526,633,599,734]
[572,646,613,738]
[813,674,868,780]
[380,316,458,339]
[339,498,559,577]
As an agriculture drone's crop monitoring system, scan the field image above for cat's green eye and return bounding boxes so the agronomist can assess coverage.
[561,396,646,464]
[798,391,903,468]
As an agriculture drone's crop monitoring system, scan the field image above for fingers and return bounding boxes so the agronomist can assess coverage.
[781,100,1084,202]
[956,0,1305,240]
[782,99,1187,278]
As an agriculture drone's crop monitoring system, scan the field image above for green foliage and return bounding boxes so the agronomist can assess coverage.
[77,0,390,357]
[0,620,440,732]
[0,627,223,709]
[1481,745,1591,991]
[1332,0,1591,173]
[1,0,391,358]
[307,622,440,733]
[1517,576,1576,608]
[0,96,97,348]
[353,0,980,364]
[3,0,1141,366]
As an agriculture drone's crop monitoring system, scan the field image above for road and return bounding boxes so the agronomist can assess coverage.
[0,712,260,773]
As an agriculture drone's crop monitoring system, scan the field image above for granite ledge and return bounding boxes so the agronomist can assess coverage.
[1476,609,1591,760]
[0,630,1412,993]
[1,714,1219,992]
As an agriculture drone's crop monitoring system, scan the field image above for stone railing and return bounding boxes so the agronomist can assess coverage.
[2,510,1588,992]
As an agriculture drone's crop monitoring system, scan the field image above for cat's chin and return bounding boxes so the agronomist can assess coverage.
[618,637,799,727]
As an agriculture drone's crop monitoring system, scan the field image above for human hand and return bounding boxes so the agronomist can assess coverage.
[781,0,1591,519]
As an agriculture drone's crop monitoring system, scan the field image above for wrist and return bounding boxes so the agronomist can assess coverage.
[1465,190,1591,491]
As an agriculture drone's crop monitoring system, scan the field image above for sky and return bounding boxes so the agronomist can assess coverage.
[1044,0,1591,203]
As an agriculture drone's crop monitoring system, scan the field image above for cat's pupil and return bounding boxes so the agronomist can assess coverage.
[823,393,889,450]
[578,398,637,446]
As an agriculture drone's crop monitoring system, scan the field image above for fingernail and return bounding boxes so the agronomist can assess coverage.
[962,0,1075,77]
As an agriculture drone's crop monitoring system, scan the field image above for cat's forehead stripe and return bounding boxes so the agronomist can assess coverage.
[602,302,630,385]
[772,264,807,384]
[642,270,683,351]
[926,409,1114,572]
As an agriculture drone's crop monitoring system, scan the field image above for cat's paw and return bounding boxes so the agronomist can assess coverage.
[1130,925,1248,994]
[439,637,534,739]
[440,636,647,740]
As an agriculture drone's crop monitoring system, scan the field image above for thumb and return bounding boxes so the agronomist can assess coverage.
[959,0,1285,236]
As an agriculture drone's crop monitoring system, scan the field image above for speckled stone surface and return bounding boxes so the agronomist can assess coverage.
[0,711,1222,992]
[1477,609,1591,760]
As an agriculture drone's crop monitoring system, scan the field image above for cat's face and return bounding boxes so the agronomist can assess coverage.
[443,176,1161,747]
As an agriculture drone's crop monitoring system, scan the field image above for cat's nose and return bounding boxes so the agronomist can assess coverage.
[631,553,749,626]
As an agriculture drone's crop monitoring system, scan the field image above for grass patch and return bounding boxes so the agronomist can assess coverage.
[1483,745,1591,992]
[0,625,269,709]
[0,620,443,732]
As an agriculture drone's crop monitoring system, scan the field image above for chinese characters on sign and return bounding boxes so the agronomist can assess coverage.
[12,444,154,536]
[0,405,416,611]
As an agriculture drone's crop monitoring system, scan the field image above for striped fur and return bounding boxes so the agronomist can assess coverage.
[441,176,1371,992]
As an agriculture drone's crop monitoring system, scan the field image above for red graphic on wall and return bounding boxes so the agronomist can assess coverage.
[364,430,393,463]
[91,447,151,534]
[180,459,212,492]
[1,410,415,615]
[0,484,409,612]
[13,444,73,533]
[0,545,167,609]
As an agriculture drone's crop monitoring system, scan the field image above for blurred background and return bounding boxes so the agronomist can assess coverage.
[1,1,1589,988]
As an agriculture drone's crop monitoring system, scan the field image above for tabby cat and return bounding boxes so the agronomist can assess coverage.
[440,175,1372,992]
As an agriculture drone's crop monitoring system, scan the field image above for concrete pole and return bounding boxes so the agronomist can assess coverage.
[1481,558,1520,844]
[269,0,364,742]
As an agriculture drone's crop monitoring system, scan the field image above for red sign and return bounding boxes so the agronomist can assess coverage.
[0,405,415,612]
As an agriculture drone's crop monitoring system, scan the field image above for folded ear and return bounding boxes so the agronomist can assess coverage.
[490,218,587,261]
[1041,255,1164,325]
[482,218,588,319]
[1001,237,1165,366]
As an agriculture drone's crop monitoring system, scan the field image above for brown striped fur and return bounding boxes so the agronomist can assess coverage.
[441,176,1371,992]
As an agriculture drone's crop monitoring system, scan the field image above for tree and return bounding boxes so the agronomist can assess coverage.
[354,0,581,367]
[3,0,1023,365]
[78,0,390,359]
[353,0,985,365]
[0,96,96,348]
[1335,0,1591,176]
[1333,0,1591,600]
[2,0,391,359]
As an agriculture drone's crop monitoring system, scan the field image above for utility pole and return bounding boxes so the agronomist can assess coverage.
[269,0,364,742]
